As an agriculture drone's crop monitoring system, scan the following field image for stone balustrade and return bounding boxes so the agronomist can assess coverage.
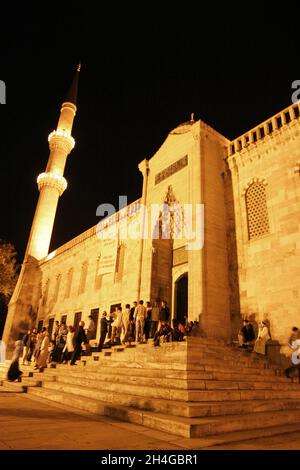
[228,102,300,156]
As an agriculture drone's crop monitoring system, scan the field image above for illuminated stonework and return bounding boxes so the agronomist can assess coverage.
[48,130,75,154]
[4,93,300,365]
[37,172,68,196]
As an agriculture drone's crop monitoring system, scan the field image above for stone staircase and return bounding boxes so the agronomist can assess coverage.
[1,337,300,446]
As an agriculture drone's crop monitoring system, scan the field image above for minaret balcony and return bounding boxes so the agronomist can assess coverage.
[37,172,68,196]
[48,129,75,154]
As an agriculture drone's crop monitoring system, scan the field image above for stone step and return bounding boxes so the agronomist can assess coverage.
[96,340,275,362]
[187,399,300,418]
[39,375,300,404]
[87,349,273,369]
[26,386,191,437]
[91,341,248,355]
[26,385,300,438]
[29,380,300,418]
[188,422,300,449]
[190,409,300,438]
[36,365,289,383]
[40,377,189,401]
[0,380,27,392]
[188,388,300,402]
[76,358,280,377]
[35,368,296,392]
[0,376,42,390]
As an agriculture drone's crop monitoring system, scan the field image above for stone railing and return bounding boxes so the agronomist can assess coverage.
[42,198,141,262]
[228,102,300,156]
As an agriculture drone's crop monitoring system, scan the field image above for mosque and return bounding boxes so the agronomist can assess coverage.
[3,67,300,354]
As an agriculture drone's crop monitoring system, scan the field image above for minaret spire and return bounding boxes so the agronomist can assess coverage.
[65,62,81,106]
[24,66,79,260]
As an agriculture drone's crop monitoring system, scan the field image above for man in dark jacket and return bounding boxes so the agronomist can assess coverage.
[98,312,109,352]
[70,321,88,365]
[238,320,255,349]
[159,301,170,323]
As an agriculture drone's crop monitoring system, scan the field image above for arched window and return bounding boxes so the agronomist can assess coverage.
[78,262,88,294]
[245,182,270,240]
[65,268,73,299]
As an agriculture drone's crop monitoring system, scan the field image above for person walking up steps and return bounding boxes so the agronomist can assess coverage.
[70,321,88,365]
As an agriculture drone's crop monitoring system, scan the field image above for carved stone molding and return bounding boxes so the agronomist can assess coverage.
[241,177,268,196]
[48,130,75,154]
[37,172,68,196]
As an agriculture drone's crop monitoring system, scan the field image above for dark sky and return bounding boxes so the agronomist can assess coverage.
[0,3,299,261]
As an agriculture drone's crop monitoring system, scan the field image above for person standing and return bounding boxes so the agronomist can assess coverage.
[54,322,68,362]
[86,315,96,341]
[62,325,75,363]
[150,301,159,338]
[53,320,60,343]
[35,329,50,371]
[28,328,37,363]
[85,315,97,354]
[159,301,170,323]
[134,300,147,343]
[98,312,109,352]
[33,330,44,365]
[111,307,123,345]
[70,321,87,365]
[121,304,131,344]
[144,302,152,341]
[22,330,32,365]
[253,321,270,355]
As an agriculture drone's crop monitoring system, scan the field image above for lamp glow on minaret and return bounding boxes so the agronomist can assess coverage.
[25,65,80,261]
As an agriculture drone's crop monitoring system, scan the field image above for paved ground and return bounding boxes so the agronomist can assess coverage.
[1,392,300,450]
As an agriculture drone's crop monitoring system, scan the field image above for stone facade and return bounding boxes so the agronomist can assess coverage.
[227,102,300,347]
[3,94,300,354]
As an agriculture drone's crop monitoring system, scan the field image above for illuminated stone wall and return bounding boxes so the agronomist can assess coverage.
[227,103,300,345]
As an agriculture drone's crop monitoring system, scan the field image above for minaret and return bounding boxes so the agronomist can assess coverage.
[25,64,80,260]
[2,65,81,354]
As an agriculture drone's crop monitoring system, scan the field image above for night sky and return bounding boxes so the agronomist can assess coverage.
[0,4,298,262]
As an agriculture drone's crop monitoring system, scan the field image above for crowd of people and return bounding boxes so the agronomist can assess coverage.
[7,300,195,380]
[7,311,300,384]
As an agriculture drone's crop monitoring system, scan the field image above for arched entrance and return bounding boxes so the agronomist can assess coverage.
[175,273,188,324]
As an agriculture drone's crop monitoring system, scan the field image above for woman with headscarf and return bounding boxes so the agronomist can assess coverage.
[34,329,50,371]
[253,320,270,355]
[7,340,23,381]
